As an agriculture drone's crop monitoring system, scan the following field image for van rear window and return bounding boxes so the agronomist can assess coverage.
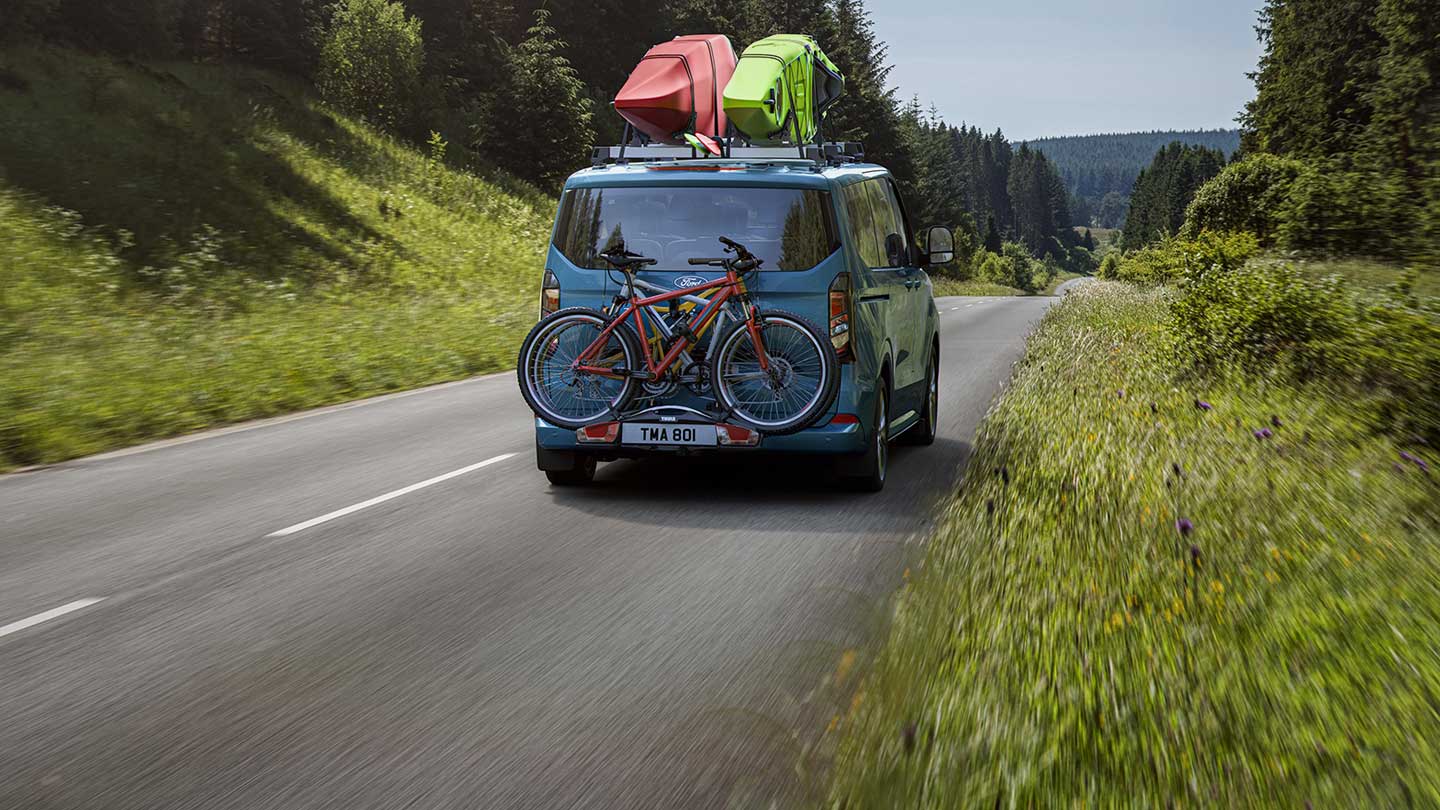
[553,187,838,271]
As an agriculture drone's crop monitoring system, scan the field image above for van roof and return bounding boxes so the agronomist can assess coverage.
[564,160,888,190]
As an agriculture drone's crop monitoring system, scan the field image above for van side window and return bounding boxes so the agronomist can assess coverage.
[842,181,883,268]
[877,180,912,265]
[863,179,904,268]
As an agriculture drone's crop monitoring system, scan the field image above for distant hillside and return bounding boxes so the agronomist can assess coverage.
[1027,130,1241,228]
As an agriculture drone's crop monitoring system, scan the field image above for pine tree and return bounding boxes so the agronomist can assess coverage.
[499,8,595,192]
[983,214,1003,254]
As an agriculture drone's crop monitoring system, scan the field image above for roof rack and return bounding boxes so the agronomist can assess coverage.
[590,140,865,169]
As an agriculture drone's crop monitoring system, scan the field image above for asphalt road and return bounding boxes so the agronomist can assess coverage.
[0,293,1060,809]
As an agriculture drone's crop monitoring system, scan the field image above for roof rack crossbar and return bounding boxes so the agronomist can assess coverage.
[590,141,865,168]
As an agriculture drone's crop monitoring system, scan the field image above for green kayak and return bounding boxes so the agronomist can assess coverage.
[722,34,844,144]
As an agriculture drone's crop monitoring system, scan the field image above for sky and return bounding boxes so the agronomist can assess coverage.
[869,0,1266,141]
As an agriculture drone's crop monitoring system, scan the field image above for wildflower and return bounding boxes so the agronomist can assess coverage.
[1194,399,1213,411]
[1117,389,1126,399]
[1401,451,1430,473]
[986,498,995,516]
[1176,518,1194,537]
[1211,580,1224,594]
[1000,466,1010,485]
[1190,544,1202,568]
[1253,428,1273,441]
[1150,402,1159,414]
[1271,414,1283,428]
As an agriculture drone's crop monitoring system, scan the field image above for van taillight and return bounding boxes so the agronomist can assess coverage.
[540,269,560,318]
[829,272,852,361]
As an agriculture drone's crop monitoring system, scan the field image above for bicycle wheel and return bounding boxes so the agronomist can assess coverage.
[710,310,839,435]
[517,307,642,429]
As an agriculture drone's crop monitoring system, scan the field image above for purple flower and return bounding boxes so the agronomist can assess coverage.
[1271,415,1283,428]
[1176,518,1194,536]
[1194,399,1213,412]
[1117,389,1126,399]
[1254,428,1273,441]
[1150,402,1159,414]
[1190,544,1202,567]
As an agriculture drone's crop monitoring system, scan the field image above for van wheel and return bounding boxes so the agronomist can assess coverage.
[901,350,938,446]
[545,455,596,486]
[846,380,889,492]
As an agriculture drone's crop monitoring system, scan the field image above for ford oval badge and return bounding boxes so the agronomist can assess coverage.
[675,275,707,289]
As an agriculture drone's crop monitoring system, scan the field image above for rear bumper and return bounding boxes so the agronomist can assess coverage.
[534,416,866,457]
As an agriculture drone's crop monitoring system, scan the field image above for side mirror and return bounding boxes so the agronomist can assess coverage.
[924,226,955,266]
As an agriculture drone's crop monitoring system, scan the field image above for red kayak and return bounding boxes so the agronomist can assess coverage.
[613,35,737,143]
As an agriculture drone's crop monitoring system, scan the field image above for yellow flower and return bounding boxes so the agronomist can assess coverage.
[1211,580,1224,594]
[1265,570,1279,584]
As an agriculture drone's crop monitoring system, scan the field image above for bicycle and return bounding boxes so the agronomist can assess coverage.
[517,238,839,435]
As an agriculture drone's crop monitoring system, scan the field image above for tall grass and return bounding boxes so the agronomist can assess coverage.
[829,283,1439,806]
[0,47,553,468]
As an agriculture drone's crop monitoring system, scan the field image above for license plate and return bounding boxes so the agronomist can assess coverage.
[621,422,717,447]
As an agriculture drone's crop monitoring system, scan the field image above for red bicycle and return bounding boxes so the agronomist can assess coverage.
[517,238,838,434]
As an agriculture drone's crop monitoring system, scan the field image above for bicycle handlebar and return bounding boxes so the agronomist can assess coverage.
[687,237,761,271]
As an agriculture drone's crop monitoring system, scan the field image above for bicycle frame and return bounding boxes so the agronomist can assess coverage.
[573,268,769,379]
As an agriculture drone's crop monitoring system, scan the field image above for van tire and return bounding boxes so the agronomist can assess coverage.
[900,347,938,446]
[845,378,889,492]
[544,454,596,486]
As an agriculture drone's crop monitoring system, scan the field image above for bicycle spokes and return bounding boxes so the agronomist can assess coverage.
[716,317,827,428]
[527,316,633,424]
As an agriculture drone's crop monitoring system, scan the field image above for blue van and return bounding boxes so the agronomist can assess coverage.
[519,146,953,491]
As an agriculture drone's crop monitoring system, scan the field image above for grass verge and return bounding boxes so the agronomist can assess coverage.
[931,278,1025,297]
[0,48,548,469]
[829,281,1439,806]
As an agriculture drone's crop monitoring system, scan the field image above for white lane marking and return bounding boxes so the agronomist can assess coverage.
[949,307,960,311]
[0,598,106,639]
[267,453,518,537]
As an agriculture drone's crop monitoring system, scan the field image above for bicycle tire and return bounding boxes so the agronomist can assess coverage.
[517,307,643,429]
[709,310,839,435]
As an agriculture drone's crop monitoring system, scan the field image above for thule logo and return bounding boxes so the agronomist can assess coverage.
[674,275,708,289]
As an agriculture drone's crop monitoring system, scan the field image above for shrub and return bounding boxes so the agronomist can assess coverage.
[1169,260,1356,376]
[1110,231,1259,286]
[317,0,425,130]
[1168,252,1440,443]
[999,242,1040,293]
[1276,166,1408,257]
[1181,154,1305,245]
[1097,251,1122,279]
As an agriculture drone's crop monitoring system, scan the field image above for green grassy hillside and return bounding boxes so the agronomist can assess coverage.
[0,46,552,469]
